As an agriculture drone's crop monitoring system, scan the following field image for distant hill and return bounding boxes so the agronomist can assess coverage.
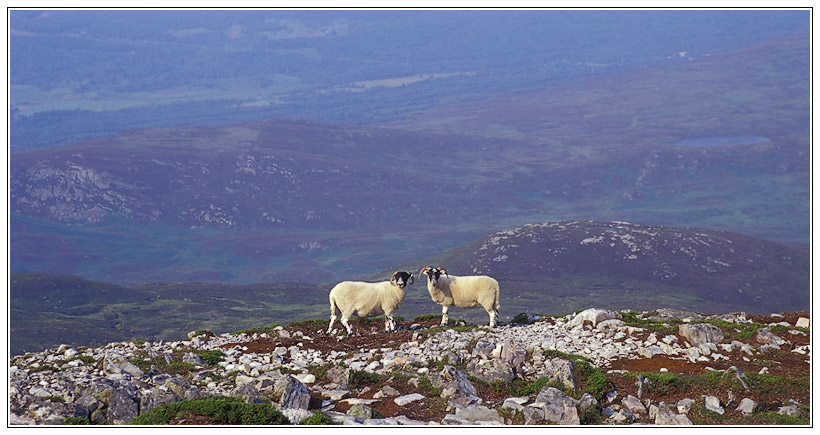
[10,220,809,355]
[9,274,329,356]
[390,221,809,319]
[9,31,809,286]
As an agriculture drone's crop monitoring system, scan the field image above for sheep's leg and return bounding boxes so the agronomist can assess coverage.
[327,313,337,334]
[384,314,394,332]
[341,317,353,335]
[441,305,449,326]
[488,309,498,328]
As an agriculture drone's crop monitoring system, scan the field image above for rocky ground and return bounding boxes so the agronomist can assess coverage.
[8,308,811,425]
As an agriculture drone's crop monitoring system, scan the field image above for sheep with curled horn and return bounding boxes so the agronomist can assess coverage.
[327,271,414,335]
[419,266,500,327]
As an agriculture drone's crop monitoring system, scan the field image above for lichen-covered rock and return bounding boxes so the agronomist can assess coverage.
[455,404,503,423]
[432,365,480,408]
[467,358,515,383]
[570,308,622,329]
[540,358,576,390]
[704,395,724,415]
[107,386,140,424]
[622,395,647,415]
[678,323,724,346]
[275,375,310,409]
[736,398,757,415]
[532,387,580,425]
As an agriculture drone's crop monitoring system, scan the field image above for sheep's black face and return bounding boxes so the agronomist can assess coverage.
[392,271,414,288]
[422,267,444,285]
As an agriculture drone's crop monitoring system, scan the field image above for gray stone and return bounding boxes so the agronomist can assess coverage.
[577,393,598,414]
[433,365,480,407]
[395,415,426,425]
[523,405,544,425]
[455,404,504,423]
[380,385,400,397]
[104,354,145,379]
[778,404,801,417]
[139,387,181,413]
[467,357,514,383]
[275,375,310,409]
[655,410,692,425]
[108,387,139,424]
[678,323,724,346]
[471,339,496,359]
[347,404,373,420]
[795,317,810,328]
[502,396,529,411]
[441,414,473,425]
[635,374,652,399]
[230,383,265,404]
[394,393,425,406]
[704,395,724,415]
[280,408,313,424]
[611,408,636,423]
[638,345,664,359]
[622,395,647,414]
[725,366,750,390]
[182,352,205,366]
[76,395,101,414]
[756,328,787,346]
[165,377,202,400]
[736,398,757,415]
[570,308,622,328]
[676,398,695,414]
[540,358,576,390]
[534,387,580,425]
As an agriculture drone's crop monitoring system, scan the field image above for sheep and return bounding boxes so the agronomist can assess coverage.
[419,266,500,328]
[327,271,414,335]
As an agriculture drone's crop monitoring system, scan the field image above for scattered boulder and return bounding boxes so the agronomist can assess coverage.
[540,358,576,390]
[704,395,725,415]
[778,404,801,417]
[676,398,695,414]
[570,308,623,329]
[394,393,425,406]
[431,365,480,408]
[275,375,310,409]
[678,324,724,346]
[347,404,373,420]
[107,386,140,424]
[466,358,515,383]
[736,398,757,415]
[756,328,787,347]
[454,404,504,424]
[530,387,580,425]
[622,395,647,415]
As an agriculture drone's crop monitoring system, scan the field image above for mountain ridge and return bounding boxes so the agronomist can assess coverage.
[10,220,808,355]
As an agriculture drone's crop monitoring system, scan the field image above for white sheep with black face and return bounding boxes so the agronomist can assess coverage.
[419,266,500,327]
[327,271,414,335]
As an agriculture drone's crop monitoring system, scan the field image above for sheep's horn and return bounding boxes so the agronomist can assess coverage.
[390,271,398,285]
[407,272,415,286]
[419,266,432,276]
[437,267,449,277]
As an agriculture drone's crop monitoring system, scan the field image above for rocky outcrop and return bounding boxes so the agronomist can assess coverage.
[8,307,810,425]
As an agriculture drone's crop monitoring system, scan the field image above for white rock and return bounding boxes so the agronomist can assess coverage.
[394,393,425,406]
[796,317,810,328]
